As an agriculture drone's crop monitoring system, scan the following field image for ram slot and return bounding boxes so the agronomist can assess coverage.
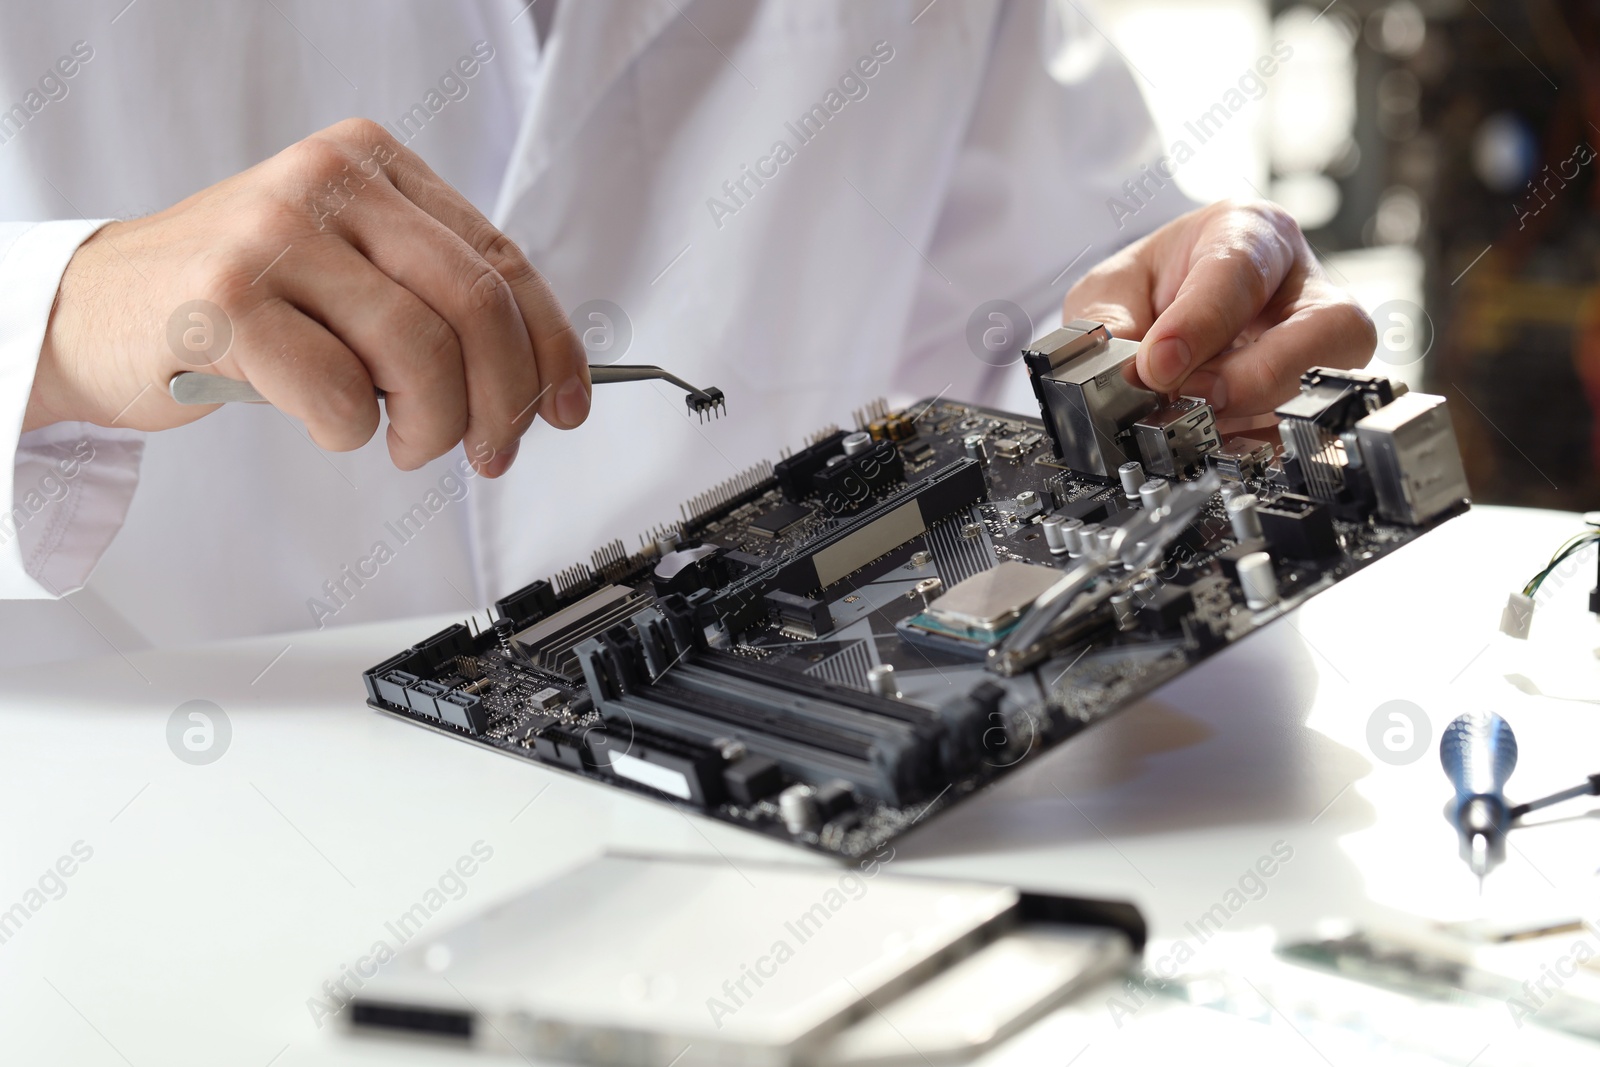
[595,686,930,805]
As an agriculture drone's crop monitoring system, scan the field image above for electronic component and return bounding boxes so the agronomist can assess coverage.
[901,561,1062,653]
[1138,478,1170,510]
[1131,397,1221,478]
[867,664,900,699]
[652,543,724,597]
[1236,551,1279,610]
[1118,461,1145,500]
[528,687,564,711]
[1257,494,1339,560]
[1226,493,1263,542]
[811,438,905,512]
[1052,492,1114,524]
[1353,391,1472,526]
[746,502,809,540]
[1275,368,1397,503]
[764,589,833,637]
[1041,515,1072,555]
[1208,436,1274,482]
[710,458,986,634]
[774,430,847,502]
[723,756,783,805]
[363,370,1469,858]
[439,691,488,734]
[510,584,646,681]
[779,784,820,834]
[1023,320,1158,478]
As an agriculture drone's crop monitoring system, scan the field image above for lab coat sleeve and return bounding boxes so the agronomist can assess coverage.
[897,0,1199,408]
[0,219,145,600]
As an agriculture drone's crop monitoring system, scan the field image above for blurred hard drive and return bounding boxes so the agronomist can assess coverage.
[344,853,1138,1065]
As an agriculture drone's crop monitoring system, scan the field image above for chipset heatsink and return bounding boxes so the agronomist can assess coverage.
[899,560,1062,652]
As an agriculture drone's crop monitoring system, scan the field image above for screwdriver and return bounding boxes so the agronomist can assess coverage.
[1439,711,1518,889]
[167,365,728,421]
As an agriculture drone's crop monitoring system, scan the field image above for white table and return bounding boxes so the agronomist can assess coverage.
[4,505,1597,1066]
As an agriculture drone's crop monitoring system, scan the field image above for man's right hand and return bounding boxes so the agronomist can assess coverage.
[24,118,589,478]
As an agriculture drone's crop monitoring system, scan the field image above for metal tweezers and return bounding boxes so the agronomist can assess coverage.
[168,365,728,421]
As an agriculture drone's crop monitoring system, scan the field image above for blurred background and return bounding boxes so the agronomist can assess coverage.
[1098,0,1597,511]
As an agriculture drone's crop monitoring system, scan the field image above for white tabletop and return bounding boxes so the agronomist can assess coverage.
[4,504,1598,1066]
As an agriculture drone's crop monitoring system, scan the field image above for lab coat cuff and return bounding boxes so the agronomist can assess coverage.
[0,218,137,600]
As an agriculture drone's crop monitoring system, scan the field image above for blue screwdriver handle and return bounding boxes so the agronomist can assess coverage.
[1441,711,1518,799]
[1440,711,1518,879]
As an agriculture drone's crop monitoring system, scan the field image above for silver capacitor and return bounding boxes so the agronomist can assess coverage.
[1227,493,1264,542]
[1118,461,1145,500]
[1096,526,1117,556]
[963,434,989,464]
[842,430,873,457]
[1041,515,1071,555]
[1058,517,1086,557]
[1237,551,1279,610]
[867,663,901,699]
[1139,478,1171,510]
[1110,591,1137,630]
[1077,522,1104,558]
[778,784,820,835]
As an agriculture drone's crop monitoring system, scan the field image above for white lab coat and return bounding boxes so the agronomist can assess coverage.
[0,0,1188,669]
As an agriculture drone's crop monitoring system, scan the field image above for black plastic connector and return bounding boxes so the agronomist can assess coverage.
[495,578,557,628]
[774,431,848,502]
[1258,494,1339,559]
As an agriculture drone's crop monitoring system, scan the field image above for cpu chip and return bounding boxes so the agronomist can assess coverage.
[920,561,1063,637]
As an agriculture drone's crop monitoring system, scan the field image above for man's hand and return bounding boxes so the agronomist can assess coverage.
[1063,200,1375,429]
[26,118,589,477]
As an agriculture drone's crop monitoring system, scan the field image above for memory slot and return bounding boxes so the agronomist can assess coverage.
[593,686,929,805]
[689,649,945,730]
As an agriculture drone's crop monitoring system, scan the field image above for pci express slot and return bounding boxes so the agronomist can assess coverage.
[709,457,986,633]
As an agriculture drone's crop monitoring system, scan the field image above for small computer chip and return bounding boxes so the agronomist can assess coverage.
[747,502,810,540]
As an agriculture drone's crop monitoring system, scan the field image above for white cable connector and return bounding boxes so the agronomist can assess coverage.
[1499,592,1535,640]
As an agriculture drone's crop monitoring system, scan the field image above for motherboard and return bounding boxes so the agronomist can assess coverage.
[362,321,1472,858]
